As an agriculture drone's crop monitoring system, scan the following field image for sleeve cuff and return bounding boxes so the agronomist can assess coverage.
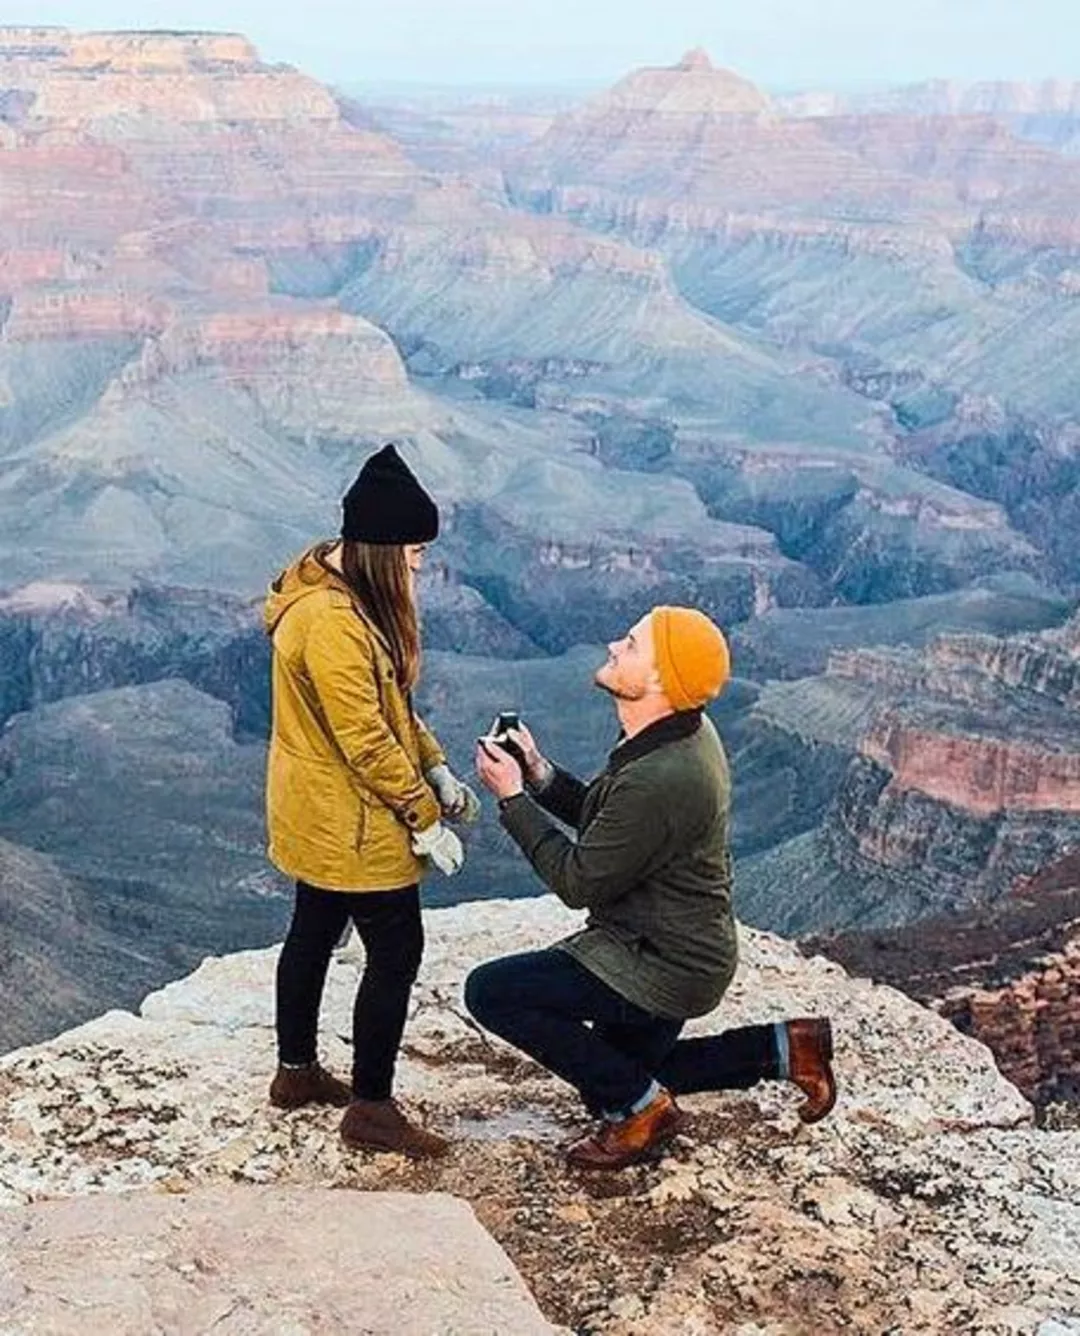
[498,792,550,854]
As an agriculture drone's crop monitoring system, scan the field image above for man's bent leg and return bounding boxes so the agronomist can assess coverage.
[592,1016,683,1115]
[465,949,671,1116]
[656,1024,779,1094]
[657,1020,836,1123]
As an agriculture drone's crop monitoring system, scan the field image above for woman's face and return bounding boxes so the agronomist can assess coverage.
[404,544,428,574]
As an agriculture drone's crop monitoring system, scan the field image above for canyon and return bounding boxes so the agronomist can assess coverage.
[1,28,1080,1131]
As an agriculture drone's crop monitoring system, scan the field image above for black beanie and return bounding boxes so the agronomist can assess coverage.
[341,444,439,545]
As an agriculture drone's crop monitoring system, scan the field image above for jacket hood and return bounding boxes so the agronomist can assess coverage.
[264,546,345,636]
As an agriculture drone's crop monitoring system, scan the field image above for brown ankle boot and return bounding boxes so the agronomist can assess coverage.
[340,1099,449,1159]
[786,1018,837,1124]
[566,1089,685,1171]
[269,1063,352,1110]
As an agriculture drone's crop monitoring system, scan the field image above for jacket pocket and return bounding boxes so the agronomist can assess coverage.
[354,799,367,851]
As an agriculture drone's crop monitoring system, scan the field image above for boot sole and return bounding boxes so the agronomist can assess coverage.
[566,1110,686,1172]
[340,1131,449,1160]
[270,1094,353,1111]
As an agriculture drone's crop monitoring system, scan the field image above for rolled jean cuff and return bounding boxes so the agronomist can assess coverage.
[603,1077,662,1122]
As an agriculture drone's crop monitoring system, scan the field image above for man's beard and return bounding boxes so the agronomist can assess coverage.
[594,675,646,702]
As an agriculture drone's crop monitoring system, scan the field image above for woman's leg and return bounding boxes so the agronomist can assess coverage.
[275,880,352,1066]
[338,886,447,1157]
[347,886,424,1100]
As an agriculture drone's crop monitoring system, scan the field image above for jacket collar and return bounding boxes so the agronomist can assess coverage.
[607,709,703,775]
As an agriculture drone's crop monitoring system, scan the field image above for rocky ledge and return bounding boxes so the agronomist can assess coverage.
[1,897,1078,1333]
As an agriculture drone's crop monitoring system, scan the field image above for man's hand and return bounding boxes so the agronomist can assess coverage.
[411,821,465,876]
[475,739,525,801]
[506,723,553,789]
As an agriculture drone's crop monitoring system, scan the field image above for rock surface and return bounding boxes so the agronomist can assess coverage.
[0,1185,556,1334]
[2,896,1078,1333]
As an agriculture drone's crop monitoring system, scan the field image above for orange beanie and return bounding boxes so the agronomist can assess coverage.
[650,606,731,711]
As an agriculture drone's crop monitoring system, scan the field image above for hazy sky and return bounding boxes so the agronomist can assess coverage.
[3,0,1077,89]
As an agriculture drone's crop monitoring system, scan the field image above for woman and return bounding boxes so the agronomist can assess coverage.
[264,443,479,1158]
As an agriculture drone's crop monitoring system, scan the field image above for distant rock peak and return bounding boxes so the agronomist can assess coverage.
[676,47,713,72]
[593,50,771,117]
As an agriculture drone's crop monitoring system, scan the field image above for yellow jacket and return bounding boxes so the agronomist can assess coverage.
[264,547,445,892]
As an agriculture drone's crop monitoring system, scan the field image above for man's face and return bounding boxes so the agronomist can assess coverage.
[595,614,659,701]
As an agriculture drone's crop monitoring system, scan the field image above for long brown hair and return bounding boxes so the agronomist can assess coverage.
[319,540,421,692]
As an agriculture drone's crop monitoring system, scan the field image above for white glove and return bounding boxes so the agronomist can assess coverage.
[426,764,482,825]
[411,821,465,877]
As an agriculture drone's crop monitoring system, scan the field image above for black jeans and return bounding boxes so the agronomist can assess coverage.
[276,881,423,1101]
[465,948,778,1116]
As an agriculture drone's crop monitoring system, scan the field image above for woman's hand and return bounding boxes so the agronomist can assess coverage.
[411,821,465,876]
[426,764,482,825]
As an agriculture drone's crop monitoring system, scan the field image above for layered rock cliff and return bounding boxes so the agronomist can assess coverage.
[736,615,1080,936]
[0,27,337,126]
[778,77,1080,160]
[2,896,1078,1333]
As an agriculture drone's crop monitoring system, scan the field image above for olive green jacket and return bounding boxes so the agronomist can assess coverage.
[264,547,445,892]
[500,711,738,1019]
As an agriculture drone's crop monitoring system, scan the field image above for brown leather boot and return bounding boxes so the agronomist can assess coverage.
[566,1089,684,1171]
[786,1018,837,1123]
[340,1099,450,1159]
[269,1063,352,1110]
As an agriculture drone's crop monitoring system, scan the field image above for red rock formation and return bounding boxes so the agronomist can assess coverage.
[509,53,1080,307]
[948,950,1080,1103]
[0,22,436,411]
[514,53,1080,223]
[808,850,1080,1105]
[826,629,1080,825]
[592,47,771,115]
[120,303,408,389]
[862,721,1080,817]
[749,618,1080,939]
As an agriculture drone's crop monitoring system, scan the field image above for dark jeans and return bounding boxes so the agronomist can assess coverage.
[276,881,423,1101]
[465,948,778,1116]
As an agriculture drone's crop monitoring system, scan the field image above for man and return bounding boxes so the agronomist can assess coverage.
[468,605,836,1171]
